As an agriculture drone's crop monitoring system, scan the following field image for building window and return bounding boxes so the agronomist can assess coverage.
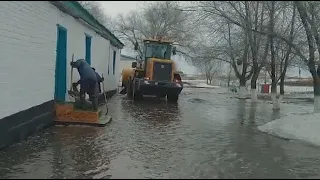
[113,50,116,75]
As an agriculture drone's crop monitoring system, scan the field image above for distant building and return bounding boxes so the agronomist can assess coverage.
[0,1,124,149]
[117,54,136,86]
[119,54,136,70]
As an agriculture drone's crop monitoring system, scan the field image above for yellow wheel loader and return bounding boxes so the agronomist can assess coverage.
[120,38,183,102]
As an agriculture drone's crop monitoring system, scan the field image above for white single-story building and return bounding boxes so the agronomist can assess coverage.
[117,54,136,86]
[119,54,136,70]
[0,1,124,149]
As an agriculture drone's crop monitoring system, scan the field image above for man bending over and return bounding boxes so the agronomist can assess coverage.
[70,59,99,110]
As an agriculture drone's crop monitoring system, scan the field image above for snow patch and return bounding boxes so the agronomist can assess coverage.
[195,83,221,89]
[258,112,320,147]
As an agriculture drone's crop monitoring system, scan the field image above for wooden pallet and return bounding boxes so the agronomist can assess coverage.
[54,102,111,127]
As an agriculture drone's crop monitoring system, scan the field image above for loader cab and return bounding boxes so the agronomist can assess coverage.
[134,39,177,79]
[144,41,173,60]
[133,39,176,63]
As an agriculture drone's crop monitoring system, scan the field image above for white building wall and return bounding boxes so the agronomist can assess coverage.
[115,48,121,89]
[0,1,120,119]
[104,45,121,91]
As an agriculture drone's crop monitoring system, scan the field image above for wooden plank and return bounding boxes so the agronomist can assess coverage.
[54,102,111,127]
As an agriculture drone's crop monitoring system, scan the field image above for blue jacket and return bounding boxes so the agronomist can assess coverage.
[95,72,103,82]
[72,59,97,83]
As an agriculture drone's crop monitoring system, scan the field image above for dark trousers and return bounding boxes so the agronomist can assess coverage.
[98,83,102,94]
[79,79,99,110]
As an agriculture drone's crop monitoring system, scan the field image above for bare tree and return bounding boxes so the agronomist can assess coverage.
[191,1,308,107]
[192,54,222,84]
[184,15,253,92]
[278,5,296,98]
[206,61,222,84]
[183,24,223,84]
[246,2,270,102]
[113,11,145,57]
[173,0,320,113]
[190,20,252,98]
[256,2,298,110]
[226,63,233,87]
[268,1,279,109]
[193,1,276,100]
[185,2,252,97]
[78,1,114,31]
[113,1,194,57]
[264,5,297,105]
[294,1,320,112]
[204,1,320,111]
[225,22,253,98]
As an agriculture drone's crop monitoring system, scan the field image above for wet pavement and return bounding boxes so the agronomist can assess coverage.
[1,88,320,179]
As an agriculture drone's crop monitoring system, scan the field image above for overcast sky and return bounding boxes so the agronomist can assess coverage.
[98,1,198,74]
[97,1,309,77]
[99,1,141,18]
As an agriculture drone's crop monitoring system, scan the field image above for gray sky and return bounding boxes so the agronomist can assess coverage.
[99,1,141,18]
[98,1,197,74]
[97,1,309,77]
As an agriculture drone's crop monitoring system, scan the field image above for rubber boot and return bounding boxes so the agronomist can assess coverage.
[91,96,98,111]
[91,83,99,111]
[80,94,86,110]
[119,86,127,94]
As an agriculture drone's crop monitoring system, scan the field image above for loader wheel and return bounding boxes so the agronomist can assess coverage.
[132,81,143,101]
[167,94,179,103]
[133,91,143,100]
[127,78,133,98]
[156,94,166,100]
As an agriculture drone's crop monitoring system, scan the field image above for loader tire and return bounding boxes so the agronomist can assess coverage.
[167,94,179,103]
[132,80,143,101]
[127,78,133,98]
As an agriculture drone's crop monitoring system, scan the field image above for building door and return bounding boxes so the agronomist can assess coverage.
[85,34,92,65]
[55,25,67,102]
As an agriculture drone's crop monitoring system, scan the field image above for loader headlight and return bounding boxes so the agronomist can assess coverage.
[144,80,150,84]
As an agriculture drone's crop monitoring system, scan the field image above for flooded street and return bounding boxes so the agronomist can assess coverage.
[1,88,320,179]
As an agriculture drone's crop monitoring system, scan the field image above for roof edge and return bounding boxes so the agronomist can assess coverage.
[121,54,136,60]
[50,1,125,49]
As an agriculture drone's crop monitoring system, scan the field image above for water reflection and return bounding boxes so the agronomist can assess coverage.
[248,103,257,123]
[1,89,320,179]
[237,99,247,124]
[0,130,54,178]
[223,98,293,178]
[50,126,106,179]
[119,98,183,178]
[121,98,181,125]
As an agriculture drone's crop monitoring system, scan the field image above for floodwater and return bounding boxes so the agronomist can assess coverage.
[1,88,320,179]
